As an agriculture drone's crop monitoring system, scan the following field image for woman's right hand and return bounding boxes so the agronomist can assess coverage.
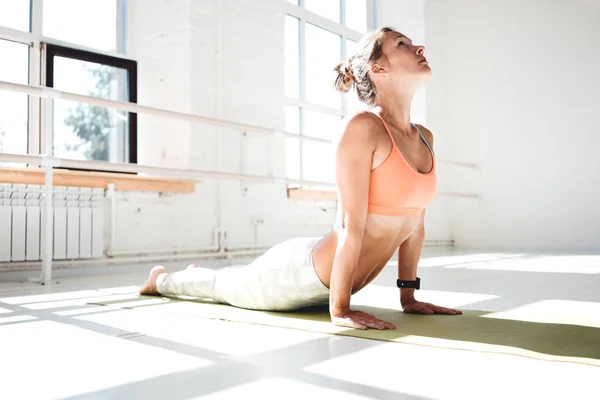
[331,309,396,330]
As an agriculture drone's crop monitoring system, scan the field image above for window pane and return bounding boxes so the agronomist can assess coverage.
[345,0,368,33]
[0,1,30,32]
[285,138,301,180]
[285,106,300,134]
[305,0,341,23]
[285,16,300,99]
[43,0,119,52]
[305,24,342,109]
[52,58,129,162]
[302,141,334,183]
[304,110,340,140]
[346,39,360,58]
[0,40,29,159]
[345,40,367,112]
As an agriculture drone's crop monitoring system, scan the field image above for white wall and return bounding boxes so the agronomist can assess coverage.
[115,0,452,255]
[425,0,600,251]
[120,0,336,253]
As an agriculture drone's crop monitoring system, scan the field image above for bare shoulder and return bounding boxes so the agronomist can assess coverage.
[415,124,434,147]
[344,110,382,127]
[335,110,382,148]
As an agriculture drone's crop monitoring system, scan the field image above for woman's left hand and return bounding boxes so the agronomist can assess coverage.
[402,298,463,315]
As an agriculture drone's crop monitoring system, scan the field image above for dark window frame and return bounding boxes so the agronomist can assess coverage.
[45,43,138,166]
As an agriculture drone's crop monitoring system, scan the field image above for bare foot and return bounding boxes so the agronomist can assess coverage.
[138,265,166,295]
[186,264,200,269]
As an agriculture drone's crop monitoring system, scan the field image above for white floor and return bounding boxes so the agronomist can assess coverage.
[1,247,599,400]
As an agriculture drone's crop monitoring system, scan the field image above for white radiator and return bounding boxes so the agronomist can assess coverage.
[0,184,104,262]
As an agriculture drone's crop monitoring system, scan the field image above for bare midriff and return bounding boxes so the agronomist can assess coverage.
[312,212,421,293]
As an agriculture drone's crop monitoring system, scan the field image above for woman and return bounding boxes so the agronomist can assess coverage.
[139,27,462,330]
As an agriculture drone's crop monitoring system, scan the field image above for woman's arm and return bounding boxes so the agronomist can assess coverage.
[397,125,462,315]
[329,114,372,315]
[397,211,426,305]
[329,112,395,330]
[397,212,461,315]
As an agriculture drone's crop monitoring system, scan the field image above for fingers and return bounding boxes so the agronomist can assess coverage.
[352,315,385,330]
[354,311,396,329]
[332,312,395,330]
[363,318,392,330]
[339,318,368,330]
[429,304,463,315]
[404,302,463,315]
[404,304,434,315]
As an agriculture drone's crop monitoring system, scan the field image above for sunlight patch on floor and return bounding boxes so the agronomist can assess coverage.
[304,341,598,400]
[418,253,525,268]
[0,315,37,324]
[21,293,141,310]
[0,320,212,400]
[481,299,600,328]
[77,308,332,357]
[461,256,600,274]
[190,377,380,400]
[0,290,107,305]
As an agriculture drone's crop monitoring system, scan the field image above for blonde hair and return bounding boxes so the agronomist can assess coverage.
[333,27,395,106]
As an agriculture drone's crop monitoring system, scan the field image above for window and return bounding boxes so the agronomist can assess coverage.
[0,39,29,160]
[305,23,342,109]
[0,1,30,32]
[305,0,341,23]
[46,45,137,163]
[345,39,363,112]
[0,0,131,169]
[284,0,375,184]
[43,0,122,52]
[285,16,300,99]
[345,0,368,33]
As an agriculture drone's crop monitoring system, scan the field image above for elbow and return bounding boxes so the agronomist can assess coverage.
[337,225,365,250]
[343,224,365,238]
[340,211,366,237]
[340,219,366,243]
[336,210,367,249]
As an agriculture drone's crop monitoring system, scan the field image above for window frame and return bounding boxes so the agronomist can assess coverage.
[284,0,377,183]
[45,43,138,164]
[0,0,134,169]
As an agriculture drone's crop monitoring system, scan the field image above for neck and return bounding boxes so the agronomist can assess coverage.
[375,89,415,134]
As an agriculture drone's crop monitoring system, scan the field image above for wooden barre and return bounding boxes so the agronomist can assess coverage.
[0,167,197,193]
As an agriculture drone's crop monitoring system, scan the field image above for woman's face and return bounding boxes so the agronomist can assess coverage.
[372,31,431,91]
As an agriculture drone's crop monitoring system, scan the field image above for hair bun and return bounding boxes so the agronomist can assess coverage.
[333,61,355,93]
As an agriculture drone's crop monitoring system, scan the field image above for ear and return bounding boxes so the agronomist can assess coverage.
[370,63,386,76]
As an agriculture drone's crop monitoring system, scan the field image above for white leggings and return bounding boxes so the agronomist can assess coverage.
[155,237,330,311]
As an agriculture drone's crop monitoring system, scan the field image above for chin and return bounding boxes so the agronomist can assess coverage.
[419,67,432,80]
[414,67,431,77]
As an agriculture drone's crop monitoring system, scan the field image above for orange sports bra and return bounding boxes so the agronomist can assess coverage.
[368,113,437,216]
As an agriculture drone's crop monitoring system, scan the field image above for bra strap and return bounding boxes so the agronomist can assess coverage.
[411,123,435,156]
[370,111,396,142]
[370,112,435,156]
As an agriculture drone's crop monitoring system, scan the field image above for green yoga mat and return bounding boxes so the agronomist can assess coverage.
[89,293,600,367]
